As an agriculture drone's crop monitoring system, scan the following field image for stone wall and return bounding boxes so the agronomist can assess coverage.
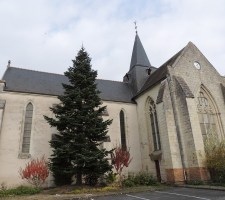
[166,42,225,181]
[0,91,141,187]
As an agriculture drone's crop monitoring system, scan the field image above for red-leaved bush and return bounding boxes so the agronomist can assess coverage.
[19,156,49,187]
[111,146,132,186]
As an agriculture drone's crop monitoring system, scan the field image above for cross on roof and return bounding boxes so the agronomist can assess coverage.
[134,21,138,34]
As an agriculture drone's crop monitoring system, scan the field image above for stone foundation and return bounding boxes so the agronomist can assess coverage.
[166,167,209,183]
[186,167,209,181]
[166,168,185,183]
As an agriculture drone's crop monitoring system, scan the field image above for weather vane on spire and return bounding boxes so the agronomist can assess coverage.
[134,21,138,34]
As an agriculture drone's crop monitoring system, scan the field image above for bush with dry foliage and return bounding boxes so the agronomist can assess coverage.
[204,133,225,183]
[19,156,49,187]
[111,146,132,186]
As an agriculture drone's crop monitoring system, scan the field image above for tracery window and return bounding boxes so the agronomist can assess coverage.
[149,99,161,151]
[197,91,217,140]
[22,103,33,153]
[120,110,127,150]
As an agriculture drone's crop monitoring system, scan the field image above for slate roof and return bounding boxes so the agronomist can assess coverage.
[130,34,151,70]
[2,67,134,103]
[134,47,185,98]
[2,41,187,103]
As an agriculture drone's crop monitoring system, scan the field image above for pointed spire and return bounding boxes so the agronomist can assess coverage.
[130,33,151,70]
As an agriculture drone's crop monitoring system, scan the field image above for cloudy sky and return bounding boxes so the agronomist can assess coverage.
[0,0,225,81]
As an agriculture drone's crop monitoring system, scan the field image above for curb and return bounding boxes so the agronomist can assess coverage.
[176,184,225,191]
[12,186,163,200]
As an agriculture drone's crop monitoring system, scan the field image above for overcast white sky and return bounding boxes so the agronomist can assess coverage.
[0,0,225,81]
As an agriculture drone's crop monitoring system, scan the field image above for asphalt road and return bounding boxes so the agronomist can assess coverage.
[91,187,225,200]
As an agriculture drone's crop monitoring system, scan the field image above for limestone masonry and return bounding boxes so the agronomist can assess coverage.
[0,33,225,187]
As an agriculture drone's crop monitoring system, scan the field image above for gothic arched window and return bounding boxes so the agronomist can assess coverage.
[197,89,219,140]
[22,103,33,153]
[120,110,127,150]
[149,99,161,151]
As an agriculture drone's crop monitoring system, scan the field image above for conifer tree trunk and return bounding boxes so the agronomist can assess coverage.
[76,172,82,185]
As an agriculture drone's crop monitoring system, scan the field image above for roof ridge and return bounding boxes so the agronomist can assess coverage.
[97,78,124,83]
[7,66,65,76]
[185,41,222,77]
[171,43,191,68]
[6,66,127,83]
[3,67,134,103]
[159,47,185,68]
[133,45,187,99]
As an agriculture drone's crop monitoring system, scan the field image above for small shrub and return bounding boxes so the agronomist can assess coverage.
[204,133,225,183]
[122,173,136,186]
[105,172,117,184]
[209,182,225,187]
[85,174,98,186]
[0,182,7,191]
[98,172,117,187]
[19,156,49,187]
[0,186,41,197]
[122,172,158,187]
[111,146,132,186]
[135,172,158,186]
[122,178,135,187]
[187,180,204,185]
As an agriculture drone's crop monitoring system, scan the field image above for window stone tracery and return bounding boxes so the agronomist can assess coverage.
[197,90,217,140]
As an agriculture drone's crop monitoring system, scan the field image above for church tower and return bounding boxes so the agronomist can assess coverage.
[123,32,152,95]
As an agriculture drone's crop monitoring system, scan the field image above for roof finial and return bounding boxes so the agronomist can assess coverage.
[134,21,138,34]
[7,60,11,67]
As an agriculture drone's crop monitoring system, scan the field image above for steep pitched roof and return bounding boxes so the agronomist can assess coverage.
[130,34,151,70]
[134,47,185,98]
[2,67,134,103]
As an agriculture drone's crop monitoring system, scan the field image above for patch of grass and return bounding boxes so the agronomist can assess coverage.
[72,186,119,194]
[0,185,41,197]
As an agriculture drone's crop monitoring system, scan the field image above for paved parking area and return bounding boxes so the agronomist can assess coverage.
[93,187,225,200]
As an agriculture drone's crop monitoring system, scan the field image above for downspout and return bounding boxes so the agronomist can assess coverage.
[167,74,187,183]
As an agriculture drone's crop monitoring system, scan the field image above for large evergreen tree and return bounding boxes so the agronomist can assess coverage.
[45,47,112,186]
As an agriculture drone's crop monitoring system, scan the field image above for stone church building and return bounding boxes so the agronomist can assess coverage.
[0,33,225,187]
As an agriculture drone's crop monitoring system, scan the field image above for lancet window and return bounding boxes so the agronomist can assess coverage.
[120,110,127,150]
[22,103,33,153]
[148,99,161,151]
